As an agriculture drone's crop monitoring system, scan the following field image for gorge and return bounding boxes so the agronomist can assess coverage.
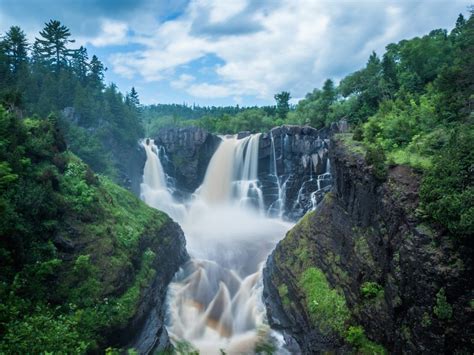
[1,9,472,354]
[137,126,330,353]
[134,123,472,354]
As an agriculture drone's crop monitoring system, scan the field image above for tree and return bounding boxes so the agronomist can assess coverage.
[3,26,29,74]
[88,55,106,90]
[127,87,140,107]
[274,91,291,119]
[71,46,89,81]
[34,20,75,72]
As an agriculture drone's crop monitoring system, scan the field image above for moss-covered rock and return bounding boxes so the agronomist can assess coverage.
[0,110,188,353]
[263,133,473,354]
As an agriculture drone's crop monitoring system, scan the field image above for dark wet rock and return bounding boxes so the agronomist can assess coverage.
[118,219,189,353]
[263,134,473,353]
[258,125,334,219]
[154,127,221,194]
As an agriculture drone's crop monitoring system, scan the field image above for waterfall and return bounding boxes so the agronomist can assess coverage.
[199,134,264,211]
[268,132,286,218]
[139,134,292,354]
[140,140,186,221]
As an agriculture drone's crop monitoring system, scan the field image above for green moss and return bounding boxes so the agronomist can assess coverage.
[278,284,291,307]
[421,312,432,327]
[433,288,453,320]
[335,133,367,156]
[360,282,384,300]
[299,267,350,335]
[345,326,386,355]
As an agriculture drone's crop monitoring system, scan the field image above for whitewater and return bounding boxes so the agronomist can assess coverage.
[140,135,293,354]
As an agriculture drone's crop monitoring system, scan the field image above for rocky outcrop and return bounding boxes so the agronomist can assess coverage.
[259,125,336,219]
[125,219,188,353]
[154,127,221,194]
[115,143,146,196]
[263,134,473,353]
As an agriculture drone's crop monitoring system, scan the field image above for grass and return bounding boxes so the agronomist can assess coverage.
[299,267,350,335]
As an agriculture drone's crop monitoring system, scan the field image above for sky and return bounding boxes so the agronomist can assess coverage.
[0,0,471,106]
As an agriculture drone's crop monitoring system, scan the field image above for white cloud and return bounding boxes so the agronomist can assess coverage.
[103,0,471,102]
[171,73,196,89]
[187,83,234,98]
[88,19,129,47]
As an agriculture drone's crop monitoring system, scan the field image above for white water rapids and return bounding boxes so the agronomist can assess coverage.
[140,136,293,354]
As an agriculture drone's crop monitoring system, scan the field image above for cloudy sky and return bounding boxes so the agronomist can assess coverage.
[0,0,470,105]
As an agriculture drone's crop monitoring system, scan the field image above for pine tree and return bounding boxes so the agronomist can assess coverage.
[71,46,89,81]
[34,20,75,72]
[3,26,29,74]
[128,87,140,107]
[88,55,106,90]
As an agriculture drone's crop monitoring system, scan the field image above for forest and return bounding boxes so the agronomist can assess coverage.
[0,9,472,354]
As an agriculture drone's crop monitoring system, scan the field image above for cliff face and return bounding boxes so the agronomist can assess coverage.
[263,134,473,354]
[152,125,336,218]
[258,125,333,219]
[154,127,221,194]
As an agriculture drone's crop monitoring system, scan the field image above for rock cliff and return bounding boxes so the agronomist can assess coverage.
[152,125,336,219]
[154,127,222,194]
[263,133,473,353]
[259,125,333,219]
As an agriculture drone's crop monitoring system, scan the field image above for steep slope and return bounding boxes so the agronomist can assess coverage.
[263,133,473,353]
[0,108,188,353]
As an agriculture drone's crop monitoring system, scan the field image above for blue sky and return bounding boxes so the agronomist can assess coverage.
[0,0,471,106]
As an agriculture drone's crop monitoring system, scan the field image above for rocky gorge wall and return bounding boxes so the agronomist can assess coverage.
[154,127,222,195]
[151,124,344,219]
[263,134,473,353]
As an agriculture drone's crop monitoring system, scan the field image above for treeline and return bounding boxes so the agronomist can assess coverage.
[313,13,472,241]
[0,20,143,178]
[143,102,280,135]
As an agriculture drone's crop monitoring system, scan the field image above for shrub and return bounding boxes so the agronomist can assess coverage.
[433,288,453,320]
[365,144,387,181]
[360,281,384,299]
[353,126,364,141]
[345,326,386,354]
[299,267,350,335]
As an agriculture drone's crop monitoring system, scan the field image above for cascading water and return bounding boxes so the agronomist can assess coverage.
[140,135,292,354]
[140,140,186,221]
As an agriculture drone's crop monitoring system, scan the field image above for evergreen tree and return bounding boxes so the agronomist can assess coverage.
[128,87,140,107]
[34,20,74,72]
[3,26,29,74]
[88,55,106,90]
[71,46,89,82]
[274,91,291,119]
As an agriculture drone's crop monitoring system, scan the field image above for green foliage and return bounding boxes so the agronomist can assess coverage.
[421,312,432,327]
[0,107,170,352]
[299,267,350,335]
[173,340,200,354]
[365,144,387,181]
[274,91,291,119]
[1,20,143,181]
[433,288,453,320]
[420,128,473,238]
[0,306,90,354]
[345,326,386,355]
[353,126,364,141]
[360,282,384,299]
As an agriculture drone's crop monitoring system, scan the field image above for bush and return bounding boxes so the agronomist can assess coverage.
[420,128,473,239]
[360,281,383,299]
[365,144,387,181]
[433,288,453,320]
[299,267,350,335]
[353,126,364,141]
[345,326,386,354]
